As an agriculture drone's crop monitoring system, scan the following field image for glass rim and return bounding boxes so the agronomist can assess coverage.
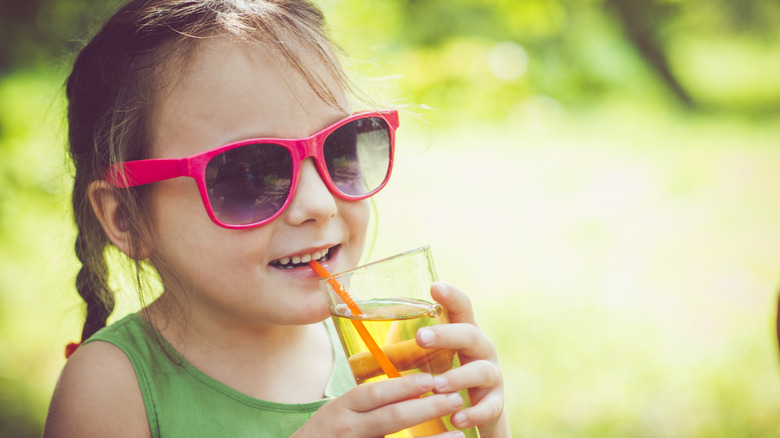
[318,245,432,282]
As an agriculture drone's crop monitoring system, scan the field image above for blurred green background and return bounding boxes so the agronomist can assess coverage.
[2,0,780,436]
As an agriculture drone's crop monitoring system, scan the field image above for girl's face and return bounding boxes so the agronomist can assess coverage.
[146,37,369,328]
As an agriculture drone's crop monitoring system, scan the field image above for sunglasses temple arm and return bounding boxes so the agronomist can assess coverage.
[105,158,185,188]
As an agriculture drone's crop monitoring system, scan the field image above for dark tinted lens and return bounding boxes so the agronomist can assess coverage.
[323,117,391,197]
[205,143,292,225]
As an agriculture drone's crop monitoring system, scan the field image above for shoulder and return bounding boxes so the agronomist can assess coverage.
[43,340,150,438]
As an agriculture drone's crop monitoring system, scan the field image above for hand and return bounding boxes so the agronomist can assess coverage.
[416,282,511,438]
[292,373,467,438]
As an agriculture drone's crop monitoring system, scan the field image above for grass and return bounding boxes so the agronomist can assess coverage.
[3,70,780,436]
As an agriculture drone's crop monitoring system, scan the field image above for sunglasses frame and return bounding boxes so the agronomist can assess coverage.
[105,110,398,229]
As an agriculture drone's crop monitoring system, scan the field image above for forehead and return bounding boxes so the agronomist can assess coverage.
[150,36,349,158]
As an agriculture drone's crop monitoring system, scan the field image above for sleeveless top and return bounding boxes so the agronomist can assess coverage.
[85,313,356,437]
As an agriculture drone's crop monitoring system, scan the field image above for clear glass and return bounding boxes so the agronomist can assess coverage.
[320,246,480,438]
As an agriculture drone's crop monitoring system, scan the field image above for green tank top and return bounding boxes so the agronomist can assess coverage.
[85,313,356,437]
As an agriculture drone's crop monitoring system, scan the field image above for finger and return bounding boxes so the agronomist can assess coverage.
[430,282,476,326]
[448,390,505,431]
[347,373,435,412]
[422,430,468,438]
[365,392,466,436]
[431,360,502,395]
[416,323,496,362]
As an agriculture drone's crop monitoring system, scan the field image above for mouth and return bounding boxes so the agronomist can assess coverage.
[269,245,336,270]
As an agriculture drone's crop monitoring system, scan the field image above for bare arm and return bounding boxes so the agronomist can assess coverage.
[43,341,150,438]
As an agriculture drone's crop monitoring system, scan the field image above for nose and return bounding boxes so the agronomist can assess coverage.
[283,158,337,226]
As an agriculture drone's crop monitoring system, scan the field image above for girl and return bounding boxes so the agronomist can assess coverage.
[44,1,510,436]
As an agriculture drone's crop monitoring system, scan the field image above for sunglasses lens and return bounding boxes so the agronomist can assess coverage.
[205,143,293,225]
[324,117,391,197]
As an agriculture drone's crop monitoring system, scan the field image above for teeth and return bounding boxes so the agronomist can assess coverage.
[274,248,330,267]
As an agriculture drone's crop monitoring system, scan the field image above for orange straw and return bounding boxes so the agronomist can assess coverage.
[309,260,401,379]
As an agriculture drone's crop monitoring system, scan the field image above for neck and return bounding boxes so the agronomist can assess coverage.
[144,294,335,403]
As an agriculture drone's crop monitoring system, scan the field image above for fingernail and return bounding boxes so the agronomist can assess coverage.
[447,392,463,408]
[418,328,435,346]
[434,375,448,391]
[451,412,467,427]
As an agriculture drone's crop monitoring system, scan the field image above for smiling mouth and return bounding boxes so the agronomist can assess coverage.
[270,246,334,270]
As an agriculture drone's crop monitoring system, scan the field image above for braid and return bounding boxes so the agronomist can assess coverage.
[74,224,115,342]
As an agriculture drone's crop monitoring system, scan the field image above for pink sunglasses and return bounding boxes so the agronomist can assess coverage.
[105,110,398,229]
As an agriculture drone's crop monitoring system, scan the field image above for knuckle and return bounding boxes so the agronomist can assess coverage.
[466,393,504,426]
[459,290,473,307]
[465,324,495,351]
[355,381,384,409]
[470,326,486,344]
[462,359,501,387]
[329,422,354,437]
[484,393,505,421]
[385,403,407,425]
[474,327,494,349]
[481,360,502,385]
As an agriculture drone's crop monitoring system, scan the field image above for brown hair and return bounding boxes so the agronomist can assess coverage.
[67,0,352,343]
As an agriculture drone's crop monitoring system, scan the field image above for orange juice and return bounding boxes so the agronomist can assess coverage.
[331,297,479,438]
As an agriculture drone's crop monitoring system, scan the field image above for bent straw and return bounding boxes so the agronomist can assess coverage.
[309,260,401,379]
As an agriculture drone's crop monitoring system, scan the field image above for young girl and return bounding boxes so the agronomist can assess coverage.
[44,1,510,436]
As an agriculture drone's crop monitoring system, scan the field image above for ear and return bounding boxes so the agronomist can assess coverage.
[88,180,150,260]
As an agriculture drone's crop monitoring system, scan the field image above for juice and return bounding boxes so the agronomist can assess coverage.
[331,297,479,438]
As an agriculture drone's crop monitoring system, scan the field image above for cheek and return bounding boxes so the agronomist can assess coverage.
[145,180,226,268]
[338,199,371,270]
[345,199,371,241]
[150,179,208,227]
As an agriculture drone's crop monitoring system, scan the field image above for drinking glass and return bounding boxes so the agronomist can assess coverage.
[320,246,479,438]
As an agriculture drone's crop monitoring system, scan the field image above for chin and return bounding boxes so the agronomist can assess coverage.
[296,298,332,325]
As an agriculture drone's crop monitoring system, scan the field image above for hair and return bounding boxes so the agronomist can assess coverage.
[67,0,353,343]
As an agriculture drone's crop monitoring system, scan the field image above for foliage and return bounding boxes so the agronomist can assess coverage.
[0,0,120,71]
[0,70,78,437]
[4,0,780,116]
[318,0,780,124]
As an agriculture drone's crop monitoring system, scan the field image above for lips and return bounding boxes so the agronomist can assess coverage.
[270,246,334,269]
